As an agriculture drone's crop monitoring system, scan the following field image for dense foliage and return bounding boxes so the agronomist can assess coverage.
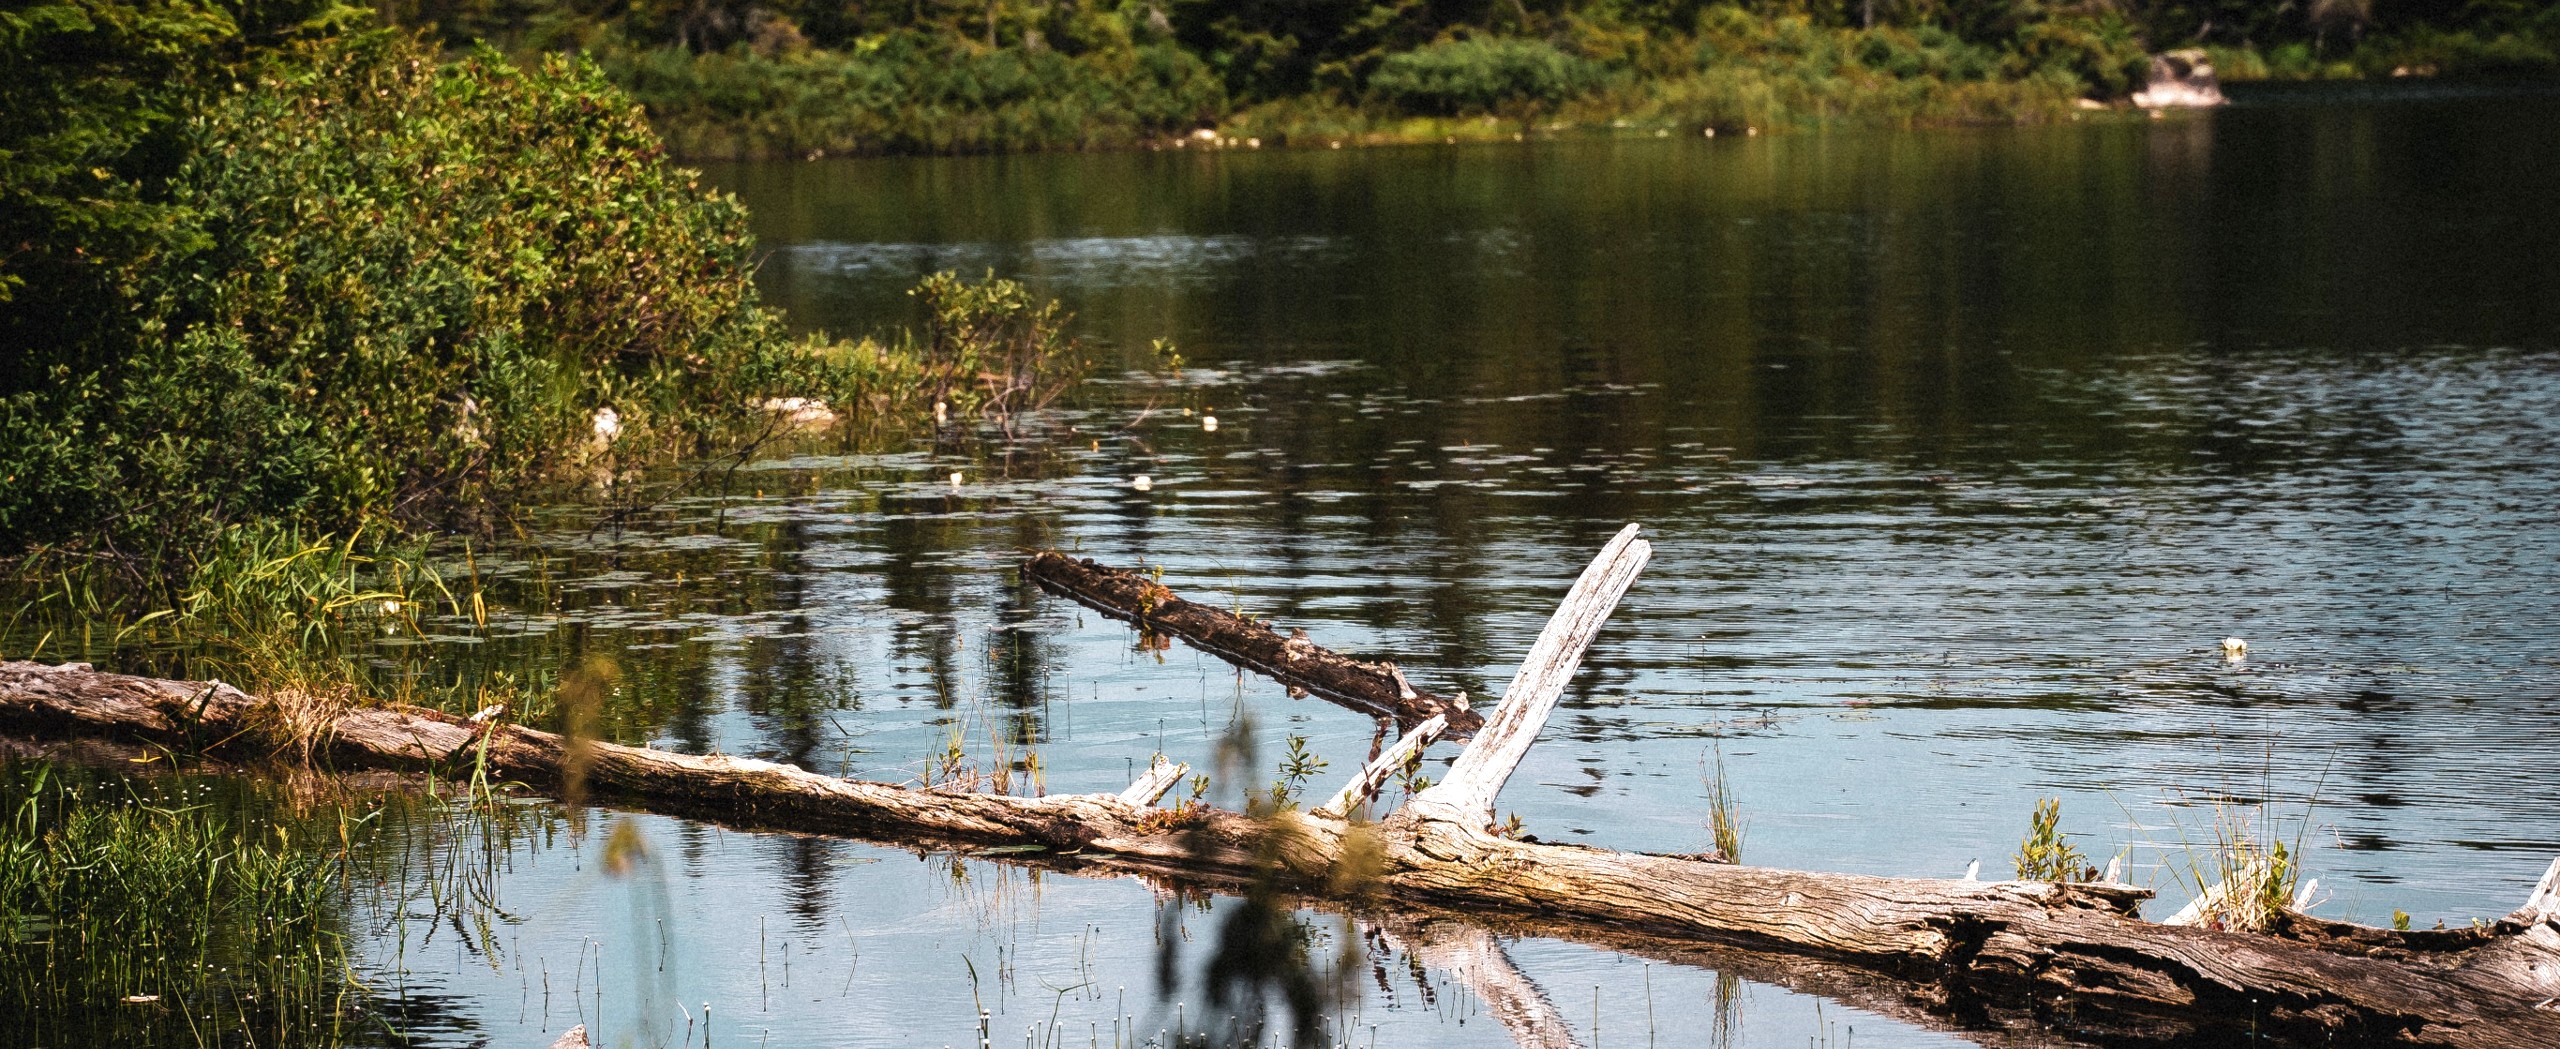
[603,28,1224,156]
[1369,37,1609,115]
[0,11,833,579]
[364,0,2560,155]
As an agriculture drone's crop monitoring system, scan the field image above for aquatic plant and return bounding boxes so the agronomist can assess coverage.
[0,761,356,1048]
[0,523,554,740]
[1704,747,1745,864]
[1265,733,1329,811]
[2157,788,2321,933]
[2012,797,2099,883]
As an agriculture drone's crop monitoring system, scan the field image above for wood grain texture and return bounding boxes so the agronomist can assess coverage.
[1313,714,1445,820]
[1118,755,1190,805]
[1417,523,1649,825]
[8,655,2558,1049]
[1022,551,1482,734]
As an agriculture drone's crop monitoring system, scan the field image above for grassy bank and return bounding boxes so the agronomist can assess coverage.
[575,10,2127,158]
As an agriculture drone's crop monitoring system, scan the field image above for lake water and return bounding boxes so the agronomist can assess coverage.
[33,84,2560,1049]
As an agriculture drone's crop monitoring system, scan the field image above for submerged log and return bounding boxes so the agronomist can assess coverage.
[8,525,2560,1048]
[1022,551,1482,734]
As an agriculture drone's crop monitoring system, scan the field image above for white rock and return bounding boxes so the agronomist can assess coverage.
[757,397,837,426]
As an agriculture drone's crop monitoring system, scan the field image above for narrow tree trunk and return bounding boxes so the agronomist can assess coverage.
[1022,551,1482,734]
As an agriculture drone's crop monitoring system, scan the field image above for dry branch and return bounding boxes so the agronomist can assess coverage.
[1313,715,1444,821]
[1021,551,1482,734]
[8,526,2560,1048]
[1415,523,1648,825]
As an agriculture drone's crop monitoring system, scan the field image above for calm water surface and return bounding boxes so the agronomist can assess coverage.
[99,87,2560,1049]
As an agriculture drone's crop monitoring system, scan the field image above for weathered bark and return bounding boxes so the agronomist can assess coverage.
[8,526,2560,1048]
[1313,715,1444,821]
[1022,550,1483,734]
[1414,524,1647,824]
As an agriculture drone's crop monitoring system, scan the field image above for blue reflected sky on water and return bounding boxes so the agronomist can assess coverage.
[351,89,2560,1049]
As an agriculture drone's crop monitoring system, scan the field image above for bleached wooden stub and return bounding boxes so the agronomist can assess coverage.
[1385,663,1420,701]
[1117,755,1190,806]
[1313,714,1447,820]
[2164,856,2272,927]
[1416,523,1650,825]
[2513,857,2560,926]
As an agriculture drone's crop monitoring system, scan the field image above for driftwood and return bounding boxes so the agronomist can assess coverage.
[1022,550,1483,735]
[7,524,2560,1048]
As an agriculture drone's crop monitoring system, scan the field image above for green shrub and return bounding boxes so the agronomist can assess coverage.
[1654,10,2075,129]
[0,0,341,316]
[0,33,817,578]
[2006,12,2148,98]
[2361,27,2560,77]
[1368,37,1607,116]
[605,31,1226,158]
[2013,797,2099,883]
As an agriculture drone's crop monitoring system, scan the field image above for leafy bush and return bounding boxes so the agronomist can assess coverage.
[1655,10,2078,129]
[1368,36,1607,115]
[0,33,817,578]
[2013,797,2099,883]
[606,31,1226,158]
[2006,12,2148,98]
[2361,26,2560,77]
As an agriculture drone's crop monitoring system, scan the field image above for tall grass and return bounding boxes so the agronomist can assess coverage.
[1704,747,1745,863]
[2161,793,2314,932]
[0,761,357,1048]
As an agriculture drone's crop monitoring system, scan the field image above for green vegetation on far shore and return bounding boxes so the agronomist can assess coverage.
[377,1,2560,158]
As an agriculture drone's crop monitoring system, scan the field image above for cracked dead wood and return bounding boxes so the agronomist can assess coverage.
[1022,550,1482,735]
[7,524,2560,1048]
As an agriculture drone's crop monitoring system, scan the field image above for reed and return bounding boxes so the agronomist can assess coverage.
[0,761,356,1048]
[2161,792,2313,932]
[1703,747,1745,864]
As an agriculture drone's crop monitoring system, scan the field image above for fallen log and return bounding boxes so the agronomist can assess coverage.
[1021,550,1483,735]
[7,525,2558,1048]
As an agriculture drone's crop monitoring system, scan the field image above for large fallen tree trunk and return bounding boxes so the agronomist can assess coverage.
[7,525,2558,1048]
[1023,550,1483,735]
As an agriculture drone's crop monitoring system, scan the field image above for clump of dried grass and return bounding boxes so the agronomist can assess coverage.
[2162,793,2313,932]
[252,683,354,768]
